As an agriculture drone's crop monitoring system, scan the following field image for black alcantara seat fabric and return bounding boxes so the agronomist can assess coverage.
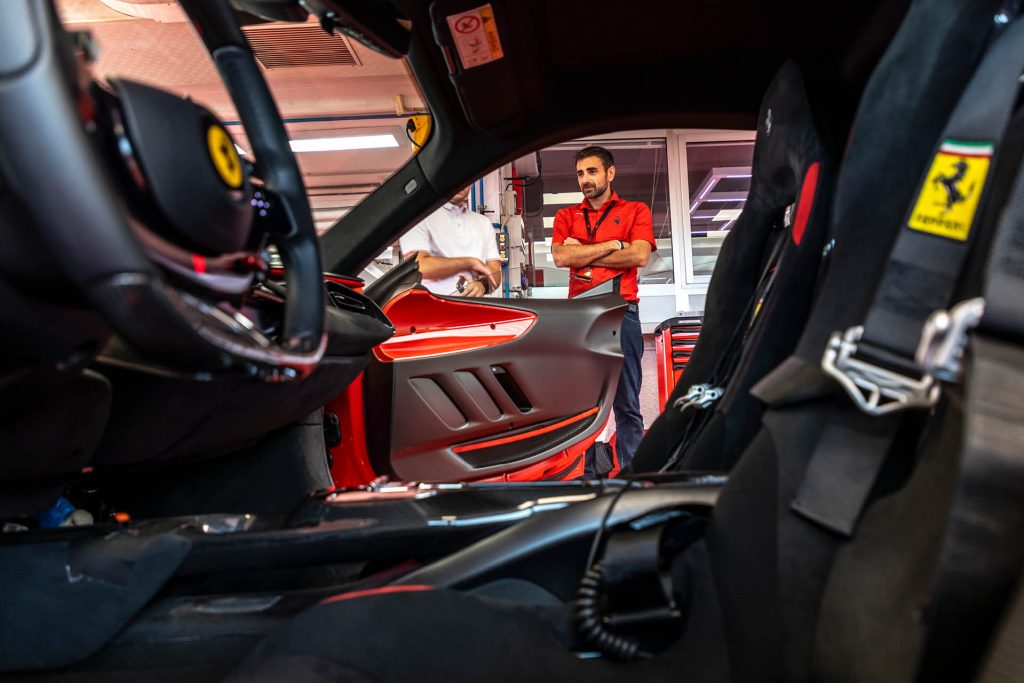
[226,1,1011,680]
[681,0,1010,679]
[630,61,842,474]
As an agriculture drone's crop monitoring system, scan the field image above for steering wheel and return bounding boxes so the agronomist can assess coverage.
[0,0,324,381]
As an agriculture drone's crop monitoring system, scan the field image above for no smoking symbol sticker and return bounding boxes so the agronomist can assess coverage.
[455,15,480,33]
[446,5,503,69]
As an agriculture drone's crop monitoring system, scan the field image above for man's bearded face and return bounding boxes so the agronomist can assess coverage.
[576,156,612,199]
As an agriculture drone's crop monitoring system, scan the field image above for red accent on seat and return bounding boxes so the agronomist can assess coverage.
[792,161,820,246]
[320,585,433,605]
[191,253,207,274]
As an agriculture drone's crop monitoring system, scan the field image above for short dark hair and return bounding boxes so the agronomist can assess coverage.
[574,145,614,171]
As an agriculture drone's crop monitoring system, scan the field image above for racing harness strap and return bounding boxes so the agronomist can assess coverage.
[786,14,1024,536]
[659,207,791,472]
[914,146,1024,681]
[977,575,1024,682]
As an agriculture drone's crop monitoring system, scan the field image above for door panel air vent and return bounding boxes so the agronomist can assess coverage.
[454,371,501,421]
[490,366,533,413]
[242,25,360,69]
[408,378,466,429]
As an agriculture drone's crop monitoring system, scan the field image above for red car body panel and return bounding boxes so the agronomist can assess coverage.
[473,425,596,482]
[373,288,537,362]
[452,407,599,454]
[326,372,377,488]
[322,272,365,291]
[324,285,611,486]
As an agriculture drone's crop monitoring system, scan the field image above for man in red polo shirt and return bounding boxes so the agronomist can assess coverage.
[552,145,655,471]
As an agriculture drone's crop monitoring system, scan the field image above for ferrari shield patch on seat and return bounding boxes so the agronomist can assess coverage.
[908,140,993,241]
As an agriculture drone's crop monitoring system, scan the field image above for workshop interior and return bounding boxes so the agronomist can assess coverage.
[1,0,1023,681]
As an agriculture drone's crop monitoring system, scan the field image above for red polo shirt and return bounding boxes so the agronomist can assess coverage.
[551,190,656,301]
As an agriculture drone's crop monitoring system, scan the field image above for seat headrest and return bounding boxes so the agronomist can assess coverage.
[745,61,827,215]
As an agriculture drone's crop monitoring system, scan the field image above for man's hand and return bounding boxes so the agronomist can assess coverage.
[551,239,620,268]
[466,258,492,280]
[410,253,495,281]
[461,279,486,297]
[590,240,652,268]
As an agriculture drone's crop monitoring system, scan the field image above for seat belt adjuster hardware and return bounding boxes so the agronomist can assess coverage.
[915,297,985,383]
[821,325,939,416]
[672,383,723,412]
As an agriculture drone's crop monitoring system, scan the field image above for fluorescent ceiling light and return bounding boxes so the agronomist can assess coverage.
[234,134,398,157]
[543,192,584,205]
[289,134,399,153]
[712,209,743,222]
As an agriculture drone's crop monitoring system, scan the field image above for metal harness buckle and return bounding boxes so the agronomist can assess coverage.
[672,383,723,412]
[822,298,985,416]
[821,326,939,416]
[915,297,985,383]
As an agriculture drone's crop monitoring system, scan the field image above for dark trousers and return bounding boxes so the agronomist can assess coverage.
[585,305,644,476]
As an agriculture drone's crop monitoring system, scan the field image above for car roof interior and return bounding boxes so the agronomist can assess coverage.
[316,0,912,273]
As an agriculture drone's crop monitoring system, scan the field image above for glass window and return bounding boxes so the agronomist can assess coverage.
[685,141,755,278]
[525,137,671,289]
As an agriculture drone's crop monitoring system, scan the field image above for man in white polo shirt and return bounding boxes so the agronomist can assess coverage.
[400,186,502,297]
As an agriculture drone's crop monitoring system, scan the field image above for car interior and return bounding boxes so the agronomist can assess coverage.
[3,0,1024,681]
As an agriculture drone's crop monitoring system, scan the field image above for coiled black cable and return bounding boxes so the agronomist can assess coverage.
[575,562,651,661]
[574,480,651,661]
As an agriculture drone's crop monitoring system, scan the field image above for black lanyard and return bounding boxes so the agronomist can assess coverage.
[583,201,616,243]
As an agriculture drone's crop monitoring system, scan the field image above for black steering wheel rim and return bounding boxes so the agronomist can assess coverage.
[0,0,325,381]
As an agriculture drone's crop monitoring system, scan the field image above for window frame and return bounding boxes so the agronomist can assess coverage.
[671,129,757,280]
[526,129,757,318]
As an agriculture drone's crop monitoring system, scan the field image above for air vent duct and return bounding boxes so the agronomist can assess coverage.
[242,24,360,68]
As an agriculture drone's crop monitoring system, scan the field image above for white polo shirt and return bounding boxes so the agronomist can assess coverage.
[400,202,500,295]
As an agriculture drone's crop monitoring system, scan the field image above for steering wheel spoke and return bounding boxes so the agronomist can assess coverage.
[0,0,326,381]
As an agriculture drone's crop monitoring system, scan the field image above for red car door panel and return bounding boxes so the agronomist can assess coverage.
[363,287,625,482]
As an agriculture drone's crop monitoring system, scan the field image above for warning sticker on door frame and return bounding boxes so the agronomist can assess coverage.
[446,4,504,70]
[908,139,993,242]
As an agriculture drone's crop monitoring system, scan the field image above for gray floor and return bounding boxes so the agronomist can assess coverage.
[640,334,661,428]
[603,334,661,440]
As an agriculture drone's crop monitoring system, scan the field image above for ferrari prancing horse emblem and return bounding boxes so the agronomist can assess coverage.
[908,140,992,242]
[207,125,243,189]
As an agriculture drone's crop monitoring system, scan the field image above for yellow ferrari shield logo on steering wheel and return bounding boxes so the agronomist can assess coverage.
[207,125,243,189]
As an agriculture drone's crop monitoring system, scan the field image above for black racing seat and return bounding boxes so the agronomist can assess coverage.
[225,1,1021,680]
[631,59,844,474]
